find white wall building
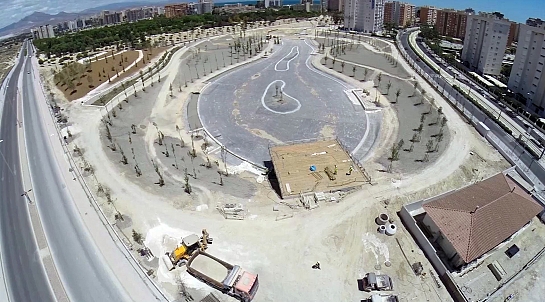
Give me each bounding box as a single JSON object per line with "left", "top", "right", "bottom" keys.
{"left": 509, "top": 24, "right": 545, "bottom": 114}
{"left": 265, "top": 0, "right": 283, "bottom": 8}
{"left": 31, "top": 24, "right": 55, "bottom": 39}
{"left": 462, "top": 13, "right": 510, "bottom": 75}
{"left": 344, "top": 0, "right": 384, "bottom": 33}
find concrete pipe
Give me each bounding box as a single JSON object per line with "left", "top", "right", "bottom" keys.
{"left": 378, "top": 225, "right": 386, "bottom": 234}
{"left": 375, "top": 213, "right": 389, "bottom": 225}
{"left": 386, "top": 223, "right": 397, "bottom": 236}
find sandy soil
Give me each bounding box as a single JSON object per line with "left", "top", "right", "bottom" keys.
{"left": 44, "top": 22, "right": 512, "bottom": 302}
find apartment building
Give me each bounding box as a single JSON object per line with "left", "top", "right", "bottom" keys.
{"left": 419, "top": 6, "right": 438, "bottom": 26}
{"left": 508, "top": 24, "right": 545, "bottom": 114}
{"left": 165, "top": 3, "right": 191, "bottom": 18}
{"left": 507, "top": 21, "right": 520, "bottom": 46}
{"left": 435, "top": 9, "right": 468, "bottom": 39}
{"left": 264, "top": 0, "right": 283, "bottom": 8}
{"left": 101, "top": 10, "right": 122, "bottom": 25}
{"left": 344, "top": 0, "right": 385, "bottom": 33}
{"left": 527, "top": 18, "right": 545, "bottom": 29}
{"left": 399, "top": 3, "right": 415, "bottom": 27}
{"left": 462, "top": 13, "right": 511, "bottom": 75}
{"left": 384, "top": 2, "right": 414, "bottom": 27}
{"left": 31, "top": 24, "right": 55, "bottom": 39}
{"left": 328, "top": 0, "right": 343, "bottom": 11}
{"left": 384, "top": 1, "right": 400, "bottom": 26}
{"left": 197, "top": 0, "right": 214, "bottom": 14}
{"left": 124, "top": 7, "right": 156, "bottom": 22}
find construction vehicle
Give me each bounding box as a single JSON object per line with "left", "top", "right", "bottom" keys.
{"left": 359, "top": 272, "right": 394, "bottom": 292}
{"left": 361, "top": 294, "right": 399, "bottom": 302}
{"left": 187, "top": 250, "right": 259, "bottom": 302}
{"left": 162, "top": 229, "right": 212, "bottom": 271}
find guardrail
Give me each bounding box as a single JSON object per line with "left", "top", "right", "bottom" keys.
{"left": 396, "top": 31, "right": 545, "bottom": 198}
{"left": 406, "top": 31, "right": 544, "bottom": 157}
{"left": 32, "top": 55, "right": 169, "bottom": 301}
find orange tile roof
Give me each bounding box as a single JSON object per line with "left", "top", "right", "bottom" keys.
{"left": 423, "top": 173, "right": 543, "bottom": 263}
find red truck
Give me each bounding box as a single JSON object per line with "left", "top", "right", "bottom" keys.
{"left": 186, "top": 250, "right": 259, "bottom": 302}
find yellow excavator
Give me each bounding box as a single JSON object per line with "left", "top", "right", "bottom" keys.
{"left": 163, "top": 229, "right": 212, "bottom": 271}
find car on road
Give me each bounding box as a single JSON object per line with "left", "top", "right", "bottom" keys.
{"left": 27, "top": 71, "right": 30, "bottom": 74}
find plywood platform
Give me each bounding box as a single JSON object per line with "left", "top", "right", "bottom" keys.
{"left": 270, "top": 139, "right": 366, "bottom": 199}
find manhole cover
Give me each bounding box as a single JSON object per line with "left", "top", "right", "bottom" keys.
{"left": 374, "top": 264, "right": 381, "bottom": 270}
{"left": 384, "top": 261, "right": 392, "bottom": 267}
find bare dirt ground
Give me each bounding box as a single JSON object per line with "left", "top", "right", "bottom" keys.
{"left": 0, "top": 45, "right": 18, "bottom": 81}
{"left": 43, "top": 21, "right": 512, "bottom": 302}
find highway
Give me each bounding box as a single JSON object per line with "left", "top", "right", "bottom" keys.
{"left": 397, "top": 29, "right": 545, "bottom": 197}
{"left": 406, "top": 30, "right": 545, "bottom": 156}
{"left": 22, "top": 42, "right": 133, "bottom": 301}
{"left": 0, "top": 42, "right": 56, "bottom": 302}
{"left": 1, "top": 40, "right": 164, "bottom": 302}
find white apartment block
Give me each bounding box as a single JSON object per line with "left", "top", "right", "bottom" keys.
{"left": 509, "top": 24, "right": 545, "bottom": 114}
{"left": 462, "top": 14, "right": 510, "bottom": 75}
{"left": 344, "top": 0, "right": 385, "bottom": 33}
{"left": 31, "top": 24, "right": 55, "bottom": 39}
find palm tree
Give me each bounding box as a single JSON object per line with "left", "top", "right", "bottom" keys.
{"left": 395, "top": 89, "right": 401, "bottom": 103}
{"left": 420, "top": 90, "right": 427, "bottom": 105}
{"left": 341, "top": 61, "right": 345, "bottom": 73}
{"left": 386, "top": 81, "right": 392, "bottom": 94}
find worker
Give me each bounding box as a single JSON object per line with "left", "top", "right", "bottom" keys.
{"left": 312, "top": 262, "right": 321, "bottom": 270}
{"left": 334, "top": 165, "right": 338, "bottom": 175}
{"left": 347, "top": 166, "right": 353, "bottom": 175}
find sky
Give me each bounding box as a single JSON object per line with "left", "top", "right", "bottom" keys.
{"left": 0, "top": 0, "right": 543, "bottom": 30}
{"left": 408, "top": 0, "right": 543, "bottom": 23}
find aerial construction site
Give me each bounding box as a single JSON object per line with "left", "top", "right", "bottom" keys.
{"left": 36, "top": 15, "right": 544, "bottom": 302}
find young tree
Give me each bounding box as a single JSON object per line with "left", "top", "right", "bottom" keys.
{"left": 412, "top": 82, "right": 418, "bottom": 96}
{"left": 386, "top": 81, "right": 392, "bottom": 95}
{"left": 364, "top": 68, "right": 369, "bottom": 81}
{"left": 352, "top": 65, "right": 356, "bottom": 77}
{"left": 376, "top": 73, "right": 382, "bottom": 88}
{"left": 395, "top": 89, "right": 401, "bottom": 103}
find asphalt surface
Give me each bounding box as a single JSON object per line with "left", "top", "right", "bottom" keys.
{"left": 199, "top": 39, "right": 379, "bottom": 165}
{"left": 21, "top": 42, "right": 132, "bottom": 302}
{"left": 399, "top": 30, "right": 545, "bottom": 197}
{"left": 0, "top": 43, "right": 56, "bottom": 302}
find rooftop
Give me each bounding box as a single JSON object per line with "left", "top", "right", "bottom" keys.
{"left": 423, "top": 173, "right": 543, "bottom": 263}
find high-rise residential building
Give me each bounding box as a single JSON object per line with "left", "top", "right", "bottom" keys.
{"left": 31, "top": 24, "right": 55, "bottom": 39}
{"left": 507, "top": 22, "right": 520, "bottom": 46}
{"left": 384, "top": 1, "right": 415, "bottom": 27}
{"left": 344, "top": 0, "right": 385, "bottom": 33}
{"left": 197, "top": 0, "right": 214, "bottom": 14}
{"left": 399, "top": 3, "right": 415, "bottom": 27}
{"left": 435, "top": 9, "right": 468, "bottom": 39}
{"left": 526, "top": 18, "right": 545, "bottom": 28}
{"left": 383, "top": 1, "right": 400, "bottom": 26}
{"left": 265, "top": 0, "right": 283, "bottom": 7}
{"left": 462, "top": 13, "right": 511, "bottom": 75}
{"left": 508, "top": 24, "right": 545, "bottom": 114}
{"left": 328, "top": 0, "right": 343, "bottom": 11}
{"left": 124, "top": 7, "right": 155, "bottom": 22}
{"left": 419, "top": 6, "right": 438, "bottom": 26}
{"left": 101, "top": 10, "right": 122, "bottom": 25}
{"left": 165, "top": 3, "right": 190, "bottom": 18}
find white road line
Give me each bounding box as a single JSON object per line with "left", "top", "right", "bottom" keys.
{"left": 274, "top": 46, "right": 299, "bottom": 71}
{"left": 261, "top": 80, "right": 301, "bottom": 114}
{"left": 303, "top": 38, "right": 372, "bottom": 158}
